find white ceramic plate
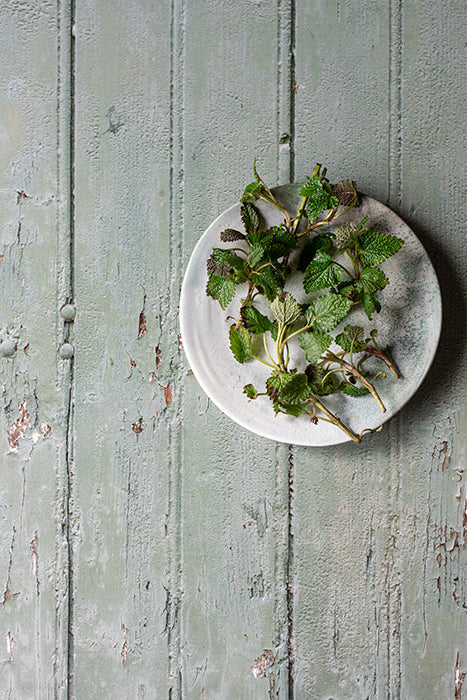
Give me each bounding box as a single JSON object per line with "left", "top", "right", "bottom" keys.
{"left": 180, "top": 185, "right": 441, "bottom": 446}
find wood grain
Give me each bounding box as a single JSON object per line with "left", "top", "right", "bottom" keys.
{"left": 0, "top": 1, "right": 72, "bottom": 696}
{"left": 0, "top": 0, "right": 465, "bottom": 697}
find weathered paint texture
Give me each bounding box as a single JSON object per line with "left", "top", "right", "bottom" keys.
{"left": 0, "top": 0, "right": 465, "bottom": 698}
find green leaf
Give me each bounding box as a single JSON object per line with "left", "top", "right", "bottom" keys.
{"left": 206, "top": 275, "right": 236, "bottom": 310}
{"left": 240, "top": 202, "right": 261, "bottom": 235}
{"left": 270, "top": 293, "right": 302, "bottom": 325}
{"left": 333, "top": 224, "right": 359, "bottom": 251}
{"left": 298, "top": 331, "right": 333, "bottom": 363}
{"left": 241, "top": 306, "right": 274, "bottom": 334}
{"left": 266, "top": 371, "right": 290, "bottom": 400}
{"left": 241, "top": 181, "right": 263, "bottom": 202}
{"left": 282, "top": 403, "right": 308, "bottom": 417}
{"left": 251, "top": 268, "right": 282, "bottom": 301}
{"left": 266, "top": 226, "right": 299, "bottom": 259}
{"left": 335, "top": 325, "right": 366, "bottom": 353}
{"left": 298, "top": 235, "right": 333, "bottom": 272}
{"left": 211, "top": 248, "right": 247, "bottom": 272}
{"left": 358, "top": 229, "right": 403, "bottom": 266}
{"left": 248, "top": 242, "right": 266, "bottom": 268}
{"left": 357, "top": 266, "right": 388, "bottom": 293}
{"left": 243, "top": 383, "right": 258, "bottom": 399}
{"left": 305, "top": 293, "right": 353, "bottom": 333}
{"left": 341, "top": 382, "right": 370, "bottom": 397}
{"left": 304, "top": 251, "right": 343, "bottom": 294}
{"left": 280, "top": 373, "right": 312, "bottom": 404}
{"left": 300, "top": 175, "right": 339, "bottom": 220}
{"left": 362, "top": 292, "right": 381, "bottom": 319}
{"left": 229, "top": 325, "right": 252, "bottom": 363}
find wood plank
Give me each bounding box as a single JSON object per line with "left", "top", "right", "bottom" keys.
{"left": 292, "top": 0, "right": 467, "bottom": 697}
{"left": 397, "top": 1, "right": 467, "bottom": 695}
{"left": 179, "top": 0, "right": 294, "bottom": 695}
{"left": 72, "top": 1, "right": 174, "bottom": 695}
{"left": 0, "top": 1, "right": 72, "bottom": 696}
{"left": 292, "top": 2, "right": 400, "bottom": 695}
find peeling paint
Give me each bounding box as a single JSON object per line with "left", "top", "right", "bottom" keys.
{"left": 1, "top": 526, "right": 19, "bottom": 605}
{"left": 121, "top": 625, "right": 129, "bottom": 664}
{"left": 161, "top": 383, "right": 172, "bottom": 407}
{"left": 138, "top": 311, "right": 147, "bottom": 338}
{"left": 252, "top": 649, "right": 275, "bottom": 678}
{"left": 132, "top": 420, "right": 143, "bottom": 434}
{"left": 156, "top": 344, "right": 162, "bottom": 369}
{"left": 6, "top": 631, "right": 13, "bottom": 663}
{"left": 441, "top": 440, "right": 451, "bottom": 471}
{"left": 30, "top": 531, "right": 39, "bottom": 595}
{"left": 7, "top": 400, "right": 30, "bottom": 450}
{"left": 455, "top": 652, "right": 466, "bottom": 700}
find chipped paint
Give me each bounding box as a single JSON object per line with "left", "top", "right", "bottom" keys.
{"left": 132, "top": 420, "right": 143, "bottom": 434}
{"left": 455, "top": 652, "right": 466, "bottom": 700}
{"left": 251, "top": 649, "right": 275, "bottom": 678}
{"left": 138, "top": 311, "right": 147, "bottom": 338}
{"left": 155, "top": 344, "right": 162, "bottom": 369}
{"left": 7, "top": 401, "right": 30, "bottom": 451}
{"left": 161, "top": 382, "right": 172, "bottom": 407}
{"left": 6, "top": 631, "right": 14, "bottom": 663}
{"left": 30, "top": 531, "right": 39, "bottom": 595}
{"left": 1, "top": 526, "right": 19, "bottom": 605}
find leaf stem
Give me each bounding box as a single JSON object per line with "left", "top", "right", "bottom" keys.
{"left": 324, "top": 350, "right": 386, "bottom": 412}
{"left": 310, "top": 397, "right": 361, "bottom": 444}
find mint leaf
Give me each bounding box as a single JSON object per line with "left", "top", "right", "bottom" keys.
{"left": 251, "top": 268, "right": 282, "bottom": 301}
{"left": 206, "top": 275, "right": 236, "bottom": 309}
{"left": 298, "top": 234, "right": 333, "bottom": 272}
{"left": 341, "top": 382, "right": 370, "bottom": 397}
{"left": 229, "top": 325, "right": 252, "bottom": 363}
{"left": 240, "top": 202, "right": 261, "bottom": 235}
{"left": 362, "top": 292, "right": 381, "bottom": 319}
{"left": 243, "top": 383, "right": 258, "bottom": 399}
{"left": 248, "top": 242, "right": 266, "bottom": 268}
{"left": 303, "top": 250, "right": 343, "bottom": 293}
{"left": 220, "top": 228, "right": 245, "bottom": 242}
{"left": 241, "top": 306, "right": 274, "bottom": 334}
{"left": 280, "top": 373, "right": 312, "bottom": 403}
{"left": 335, "top": 325, "right": 366, "bottom": 352}
{"left": 266, "top": 226, "right": 299, "bottom": 259}
{"left": 357, "top": 266, "right": 388, "bottom": 293}
{"left": 331, "top": 179, "right": 357, "bottom": 208}
{"left": 241, "top": 181, "right": 263, "bottom": 202}
{"left": 300, "top": 175, "right": 339, "bottom": 220}
{"left": 305, "top": 293, "right": 353, "bottom": 333}
{"left": 266, "top": 371, "right": 290, "bottom": 400}
{"left": 333, "top": 224, "right": 359, "bottom": 251}
{"left": 305, "top": 364, "right": 338, "bottom": 396}
{"left": 298, "top": 331, "right": 333, "bottom": 363}
{"left": 282, "top": 403, "right": 308, "bottom": 417}
{"left": 358, "top": 229, "right": 403, "bottom": 266}
{"left": 270, "top": 293, "right": 302, "bottom": 325}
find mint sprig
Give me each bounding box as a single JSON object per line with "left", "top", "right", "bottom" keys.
{"left": 204, "top": 162, "right": 404, "bottom": 444}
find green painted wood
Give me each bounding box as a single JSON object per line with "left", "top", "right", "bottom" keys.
{"left": 72, "top": 1, "right": 175, "bottom": 696}
{"left": 0, "top": 1, "right": 72, "bottom": 697}
{"left": 291, "top": 0, "right": 467, "bottom": 697}
{"left": 0, "top": 1, "right": 465, "bottom": 698}
{"left": 180, "top": 1, "right": 293, "bottom": 696}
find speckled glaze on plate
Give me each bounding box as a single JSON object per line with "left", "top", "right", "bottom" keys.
{"left": 180, "top": 185, "right": 442, "bottom": 446}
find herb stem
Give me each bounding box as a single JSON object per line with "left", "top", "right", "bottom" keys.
{"left": 310, "top": 397, "right": 361, "bottom": 444}
{"left": 324, "top": 350, "right": 386, "bottom": 412}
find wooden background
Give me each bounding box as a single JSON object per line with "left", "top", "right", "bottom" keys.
{"left": 0, "top": 1, "right": 465, "bottom": 698}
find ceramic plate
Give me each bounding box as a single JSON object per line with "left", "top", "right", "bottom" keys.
{"left": 180, "top": 185, "right": 441, "bottom": 446}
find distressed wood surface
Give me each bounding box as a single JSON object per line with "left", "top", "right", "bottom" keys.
{"left": 0, "top": 1, "right": 465, "bottom": 698}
